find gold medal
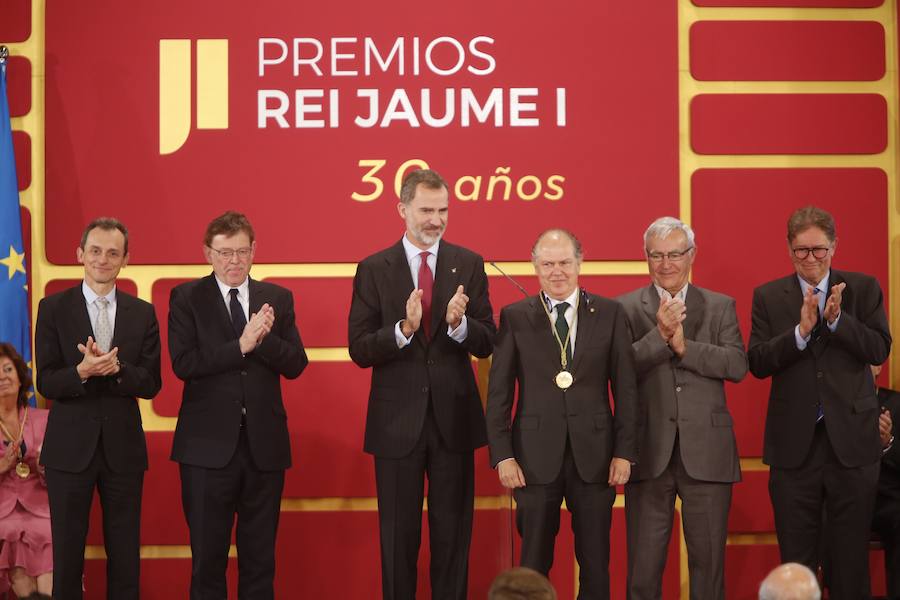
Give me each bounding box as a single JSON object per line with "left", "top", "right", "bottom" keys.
{"left": 15, "top": 461, "right": 30, "bottom": 478}
{"left": 555, "top": 370, "right": 573, "bottom": 390}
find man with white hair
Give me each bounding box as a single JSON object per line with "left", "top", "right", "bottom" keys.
{"left": 758, "top": 563, "right": 821, "bottom": 600}
{"left": 618, "top": 216, "right": 747, "bottom": 600}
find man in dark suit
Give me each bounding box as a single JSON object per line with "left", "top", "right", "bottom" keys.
{"left": 35, "top": 217, "right": 162, "bottom": 600}
{"left": 618, "top": 217, "right": 746, "bottom": 600}
{"left": 168, "top": 211, "right": 307, "bottom": 600}
{"left": 485, "top": 229, "right": 638, "bottom": 600}
{"left": 348, "top": 168, "right": 496, "bottom": 600}
{"left": 748, "top": 206, "right": 891, "bottom": 598}
{"left": 872, "top": 363, "right": 900, "bottom": 600}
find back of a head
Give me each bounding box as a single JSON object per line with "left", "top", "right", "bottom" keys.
{"left": 488, "top": 567, "right": 557, "bottom": 600}
{"left": 758, "top": 563, "right": 821, "bottom": 600}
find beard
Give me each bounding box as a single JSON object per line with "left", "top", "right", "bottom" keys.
{"left": 410, "top": 223, "right": 445, "bottom": 247}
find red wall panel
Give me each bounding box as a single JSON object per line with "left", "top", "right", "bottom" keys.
{"left": 691, "top": 21, "right": 885, "bottom": 81}
{"left": 0, "top": 0, "right": 31, "bottom": 42}
{"left": 5, "top": 56, "right": 30, "bottom": 117}
{"left": 694, "top": 0, "right": 881, "bottom": 5}
{"left": 725, "top": 545, "right": 781, "bottom": 595}
{"left": 691, "top": 94, "right": 887, "bottom": 155}
{"left": 729, "top": 471, "right": 775, "bottom": 533}
{"left": 13, "top": 130, "right": 29, "bottom": 190}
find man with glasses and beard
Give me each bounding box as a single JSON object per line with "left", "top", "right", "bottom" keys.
{"left": 348, "top": 168, "right": 496, "bottom": 600}
{"left": 749, "top": 206, "right": 891, "bottom": 598}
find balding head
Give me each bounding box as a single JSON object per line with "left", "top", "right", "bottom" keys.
{"left": 758, "top": 563, "right": 821, "bottom": 600}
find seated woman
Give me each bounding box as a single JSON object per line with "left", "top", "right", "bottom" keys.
{"left": 0, "top": 342, "right": 52, "bottom": 599}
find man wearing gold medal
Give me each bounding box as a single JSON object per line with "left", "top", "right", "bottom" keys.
{"left": 35, "top": 218, "right": 162, "bottom": 600}
{"left": 617, "top": 217, "right": 747, "bottom": 600}
{"left": 485, "top": 229, "right": 638, "bottom": 599}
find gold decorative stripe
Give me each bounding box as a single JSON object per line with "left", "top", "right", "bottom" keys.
{"left": 740, "top": 458, "right": 767, "bottom": 471}
{"left": 727, "top": 533, "right": 778, "bottom": 546}
{"left": 85, "top": 545, "right": 235, "bottom": 560}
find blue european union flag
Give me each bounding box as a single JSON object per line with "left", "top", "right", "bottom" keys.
{"left": 0, "top": 56, "right": 32, "bottom": 403}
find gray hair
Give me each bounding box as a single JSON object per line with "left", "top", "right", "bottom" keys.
{"left": 531, "top": 228, "right": 583, "bottom": 263}
{"left": 758, "top": 563, "right": 820, "bottom": 600}
{"left": 643, "top": 216, "right": 695, "bottom": 251}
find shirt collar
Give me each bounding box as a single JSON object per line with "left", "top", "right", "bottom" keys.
{"left": 214, "top": 275, "right": 250, "bottom": 299}
{"left": 402, "top": 235, "right": 440, "bottom": 263}
{"left": 542, "top": 287, "right": 580, "bottom": 312}
{"left": 797, "top": 272, "right": 830, "bottom": 295}
{"left": 82, "top": 281, "right": 117, "bottom": 306}
{"left": 653, "top": 282, "right": 689, "bottom": 303}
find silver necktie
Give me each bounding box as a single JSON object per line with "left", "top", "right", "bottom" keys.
{"left": 95, "top": 296, "right": 113, "bottom": 353}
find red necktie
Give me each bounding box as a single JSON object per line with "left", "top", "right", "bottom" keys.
{"left": 418, "top": 251, "right": 433, "bottom": 338}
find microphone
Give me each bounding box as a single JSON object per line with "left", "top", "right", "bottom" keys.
{"left": 489, "top": 262, "right": 529, "bottom": 298}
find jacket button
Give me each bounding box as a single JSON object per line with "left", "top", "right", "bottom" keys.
{"left": 422, "top": 386, "right": 429, "bottom": 393}
{"left": 817, "top": 371, "right": 823, "bottom": 378}
{"left": 669, "top": 417, "right": 676, "bottom": 422}
{"left": 241, "top": 370, "right": 247, "bottom": 376}
{"left": 427, "top": 359, "right": 435, "bottom": 365}
{"left": 675, "top": 386, "right": 682, "bottom": 393}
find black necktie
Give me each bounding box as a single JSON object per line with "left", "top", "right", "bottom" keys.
{"left": 229, "top": 288, "right": 247, "bottom": 337}
{"left": 555, "top": 302, "right": 573, "bottom": 367}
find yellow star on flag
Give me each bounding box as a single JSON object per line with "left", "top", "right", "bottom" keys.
{"left": 0, "top": 245, "right": 26, "bottom": 280}
{"left": 0, "top": 246, "right": 25, "bottom": 279}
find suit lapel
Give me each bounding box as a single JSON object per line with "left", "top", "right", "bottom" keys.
{"left": 782, "top": 274, "right": 804, "bottom": 322}
{"left": 67, "top": 285, "right": 95, "bottom": 344}
{"left": 110, "top": 291, "right": 131, "bottom": 348}
{"left": 248, "top": 278, "right": 266, "bottom": 317}
{"left": 203, "top": 273, "right": 235, "bottom": 337}
{"left": 641, "top": 284, "right": 660, "bottom": 324}
{"left": 528, "top": 294, "right": 567, "bottom": 367}
{"left": 683, "top": 285, "right": 705, "bottom": 341}
{"left": 571, "top": 290, "right": 598, "bottom": 374}
{"left": 384, "top": 241, "right": 420, "bottom": 345}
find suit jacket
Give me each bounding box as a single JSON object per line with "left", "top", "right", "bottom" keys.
{"left": 35, "top": 285, "right": 161, "bottom": 473}
{"left": 348, "top": 239, "right": 496, "bottom": 458}
{"left": 0, "top": 407, "right": 49, "bottom": 519}
{"left": 168, "top": 274, "right": 307, "bottom": 470}
{"left": 618, "top": 284, "right": 747, "bottom": 483}
{"left": 877, "top": 386, "right": 900, "bottom": 506}
{"left": 748, "top": 270, "right": 891, "bottom": 469}
{"left": 485, "top": 291, "right": 638, "bottom": 485}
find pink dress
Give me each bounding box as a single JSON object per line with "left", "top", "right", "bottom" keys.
{"left": 0, "top": 406, "right": 52, "bottom": 592}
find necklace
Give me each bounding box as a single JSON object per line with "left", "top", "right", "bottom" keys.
{"left": 0, "top": 405, "right": 29, "bottom": 478}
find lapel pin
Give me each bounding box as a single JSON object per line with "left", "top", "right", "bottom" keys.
{"left": 589, "top": 307, "right": 596, "bottom": 313}
{"left": 451, "top": 267, "right": 457, "bottom": 273}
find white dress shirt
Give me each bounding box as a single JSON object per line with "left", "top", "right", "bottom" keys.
{"left": 394, "top": 235, "right": 468, "bottom": 348}
{"left": 82, "top": 281, "right": 118, "bottom": 336}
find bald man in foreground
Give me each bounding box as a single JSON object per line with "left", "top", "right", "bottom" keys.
{"left": 758, "top": 563, "right": 821, "bottom": 600}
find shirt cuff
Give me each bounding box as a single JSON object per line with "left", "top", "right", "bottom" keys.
{"left": 827, "top": 313, "right": 840, "bottom": 332}
{"left": 495, "top": 457, "right": 516, "bottom": 469}
{"left": 394, "top": 320, "right": 413, "bottom": 349}
{"left": 447, "top": 315, "right": 468, "bottom": 343}
{"left": 794, "top": 325, "right": 811, "bottom": 351}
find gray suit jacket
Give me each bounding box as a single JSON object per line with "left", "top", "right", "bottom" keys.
{"left": 618, "top": 284, "right": 747, "bottom": 483}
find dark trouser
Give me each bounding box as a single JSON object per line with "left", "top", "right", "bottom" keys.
{"left": 45, "top": 447, "right": 144, "bottom": 600}
{"left": 514, "top": 440, "right": 615, "bottom": 600}
{"left": 374, "top": 409, "right": 475, "bottom": 600}
{"left": 180, "top": 428, "right": 285, "bottom": 600}
{"left": 770, "top": 422, "right": 879, "bottom": 600}
{"left": 625, "top": 438, "right": 732, "bottom": 600}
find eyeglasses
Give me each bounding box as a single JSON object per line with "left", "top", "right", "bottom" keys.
{"left": 647, "top": 247, "right": 693, "bottom": 263}
{"left": 791, "top": 246, "right": 830, "bottom": 260}
{"left": 208, "top": 246, "right": 252, "bottom": 260}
